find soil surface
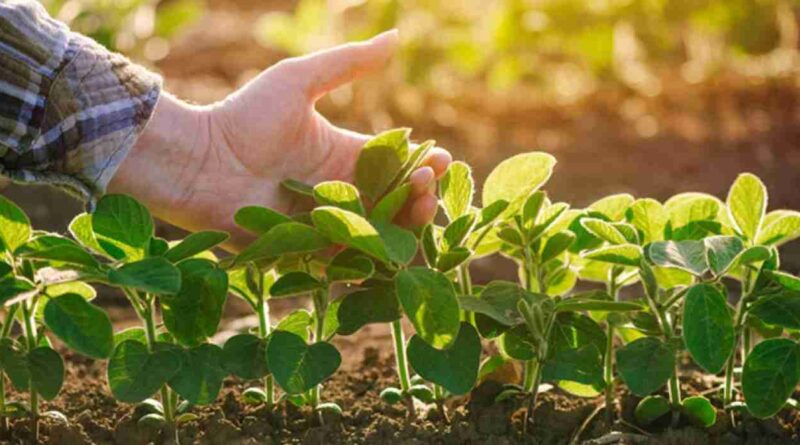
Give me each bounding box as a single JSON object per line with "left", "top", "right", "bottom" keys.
{"left": 2, "top": 346, "right": 798, "bottom": 445}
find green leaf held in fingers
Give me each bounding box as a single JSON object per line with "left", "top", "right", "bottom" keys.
{"left": 311, "top": 207, "right": 387, "bottom": 262}
{"left": 439, "top": 161, "right": 474, "bottom": 222}
{"left": 313, "top": 181, "right": 365, "bottom": 215}
{"left": 355, "top": 128, "right": 410, "bottom": 202}
{"left": 92, "top": 194, "right": 154, "bottom": 260}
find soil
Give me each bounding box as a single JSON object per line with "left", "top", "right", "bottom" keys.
{"left": 2, "top": 345, "right": 798, "bottom": 445}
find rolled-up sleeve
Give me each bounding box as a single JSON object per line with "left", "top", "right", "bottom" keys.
{"left": 0, "top": 0, "right": 161, "bottom": 206}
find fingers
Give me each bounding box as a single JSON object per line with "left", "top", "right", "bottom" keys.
{"left": 420, "top": 147, "right": 452, "bottom": 179}
{"left": 409, "top": 166, "right": 435, "bottom": 196}
{"left": 292, "top": 30, "right": 399, "bottom": 100}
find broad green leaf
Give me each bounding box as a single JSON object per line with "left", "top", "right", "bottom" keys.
{"left": 276, "top": 309, "right": 313, "bottom": 341}
{"left": 540, "top": 231, "right": 576, "bottom": 263}
{"left": 482, "top": 152, "right": 556, "bottom": 207}
{"left": 27, "top": 347, "right": 64, "bottom": 400}
{"left": 635, "top": 395, "right": 670, "bottom": 426}
{"left": 168, "top": 344, "right": 227, "bottom": 405}
{"left": 580, "top": 218, "right": 628, "bottom": 245}
{"left": 436, "top": 246, "right": 472, "bottom": 273}
{"left": 616, "top": 337, "right": 674, "bottom": 396}
{"left": 757, "top": 211, "right": 800, "bottom": 246}
{"left": 149, "top": 237, "right": 169, "bottom": 256}
{"left": 164, "top": 231, "right": 229, "bottom": 263}
{"left": 653, "top": 266, "right": 694, "bottom": 290}
{"left": 499, "top": 324, "right": 537, "bottom": 360}
{"left": 161, "top": 259, "right": 228, "bottom": 346}
{"left": 749, "top": 291, "right": 800, "bottom": 329}
{"left": 476, "top": 200, "right": 509, "bottom": 230}
{"left": 583, "top": 244, "right": 642, "bottom": 267}
{"left": 108, "top": 257, "right": 181, "bottom": 294}
{"left": 704, "top": 236, "right": 744, "bottom": 276}
{"left": 222, "top": 334, "right": 269, "bottom": 380}
{"left": 550, "top": 312, "right": 607, "bottom": 355}
{"left": 0, "top": 194, "right": 31, "bottom": 252}
{"left": 726, "top": 173, "right": 767, "bottom": 242}
{"left": 374, "top": 222, "right": 417, "bottom": 265}
{"left": 311, "top": 207, "right": 387, "bottom": 261}
{"left": 681, "top": 396, "right": 717, "bottom": 428}
{"left": 611, "top": 222, "right": 640, "bottom": 244}
{"left": 626, "top": 198, "right": 667, "bottom": 243}
{"left": 92, "top": 194, "right": 153, "bottom": 260}
{"left": 396, "top": 267, "right": 461, "bottom": 349}
{"left": 355, "top": 128, "right": 410, "bottom": 202}
{"left": 106, "top": 340, "right": 181, "bottom": 403}
{"left": 269, "top": 272, "right": 323, "bottom": 298}
{"left": 370, "top": 183, "right": 411, "bottom": 223}
{"left": 234, "top": 206, "right": 291, "bottom": 235}
{"left": 458, "top": 281, "right": 536, "bottom": 326}
{"left": 281, "top": 179, "right": 314, "bottom": 197}
{"left": 235, "top": 222, "right": 329, "bottom": 264}
{"left": 442, "top": 213, "right": 476, "bottom": 251}
{"left": 665, "top": 193, "right": 722, "bottom": 229}
{"left": 555, "top": 299, "right": 641, "bottom": 313}
{"left": 421, "top": 224, "right": 438, "bottom": 267}
{"left": 765, "top": 270, "right": 800, "bottom": 291}
{"left": 682, "top": 284, "right": 734, "bottom": 373}
{"left": 568, "top": 212, "right": 607, "bottom": 253}
{"left": 313, "top": 181, "right": 365, "bottom": 215}
{"left": 16, "top": 235, "right": 100, "bottom": 270}
{"left": 44, "top": 294, "right": 114, "bottom": 359}
{"left": 113, "top": 327, "right": 147, "bottom": 347}
{"left": 741, "top": 338, "right": 800, "bottom": 418}
{"left": 542, "top": 344, "right": 604, "bottom": 387}
{"left": 68, "top": 213, "right": 103, "bottom": 254}
{"left": 522, "top": 191, "right": 546, "bottom": 226}
{"left": 326, "top": 250, "right": 374, "bottom": 282}
{"left": 648, "top": 240, "right": 708, "bottom": 276}
{"left": 266, "top": 331, "right": 341, "bottom": 394}
{"left": 440, "top": 161, "right": 474, "bottom": 221}
{"left": 589, "top": 194, "right": 634, "bottom": 222}
{"left": 336, "top": 286, "right": 401, "bottom": 335}
{"left": 395, "top": 139, "right": 434, "bottom": 186}
{"left": 0, "top": 340, "right": 30, "bottom": 391}
{"left": 407, "top": 323, "right": 481, "bottom": 395}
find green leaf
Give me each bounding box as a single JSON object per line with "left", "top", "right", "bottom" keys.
{"left": 374, "top": 222, "right": 417, "bottom": 265}
{"left": 266, "top": 331, "right": 341, "bottom": 394}
{"left": 164, "top": 231, "right": 229, "bottom": 263}
{"left": 16, "top": 235, "right": 100, "bottom": 270}
{"left": 580, "top": 218, "right": 628, "bottom": 245}
{"left": 281, "top": 179, "right": 314, "bottom": 197}
{"left": 704, "top": 236, "right": 744, "bottom": 276}
{"left": 666, "top": 193, "right": 722, "bottom": 229}
{"left": 92, "top": 194, "right": 153, "bottom": 260}
{"left": 161, "top": 259, "right": 228, "bottom": 346}
{"left": 681, "top": 396, "right": 717, "bottom": 428}
{"left": 107, "top": 340, "right": 181, "bottom": 403}
{"left": 269, "top": 272, "right": 323, "bottom": 298}
{"left": 476, "top": 200, "right": 510, "bottom": 230}
{"left": 726, "top": 173, "right": 767, "bottom": 242}
{"left": 635, "top": 395, "right": 671, "bottom": 426}
{"left": 765, "top": 270, "right": 800, "bottom": 291}
{"left": 583, "top": 244, "right": 642, "bottom": 267}
{"left": 235, "top": 222, "right": 330, "bottom": 264}
{"left": 326, "top": 250, "right": 374, "bottom": 282}
{"left": 336, "top": 286, "right": 400, "bottom": 335}
{"left": 616, "top": 337, "right": 675, "bottom": 396}
{"left": 313, "top": 181, "right": 365, "bottom": 215}
{"left": 275, "top": 309, "right": 313, "bottom": 341}
{"left": 311, "top": 207, "right": 387, "bottom": 261}
{"left": 482, "top": 152, "right": 556, "bottom": 207}
{"left": 555, "top": 299, "right": 641, "bottom": 313}
{"left": 626, "top": 198, "right": 667, "bottom": 243}
{"left": 407, "top": 323, "right": 481, "bottom": 395}
{"left": 113, "top": 327, "right": 147, "bottom": 346}
{"left": 439, "top": 161, "right": 474, "bottom": 221}
{"left": 168, "top": 344, "right": 227, "bottom": 405}
{"left": 355, "top": 128, "right": 410, "bottom": 202}
{"left": 541, "top": 231, "right": 576, "bottom": 263}
{"left": 0, "top": 194, "right": 31, "bottom": 252}
{"left": 108, "top": 257, "right": 181, "bottom": 294}
{"left": 370, "top": 183, "right": 411, "bottom": 223}
{"left": 442, "top": 213, "right": 476, "bottom": 251}
{"left": 234, "top": 206, "right": 291, "bottom": 235}
{"left": 589, "top": 194, "right": 634, "bottom": 222}
{"left": 43, "top": 294, "right": 113, "bottom": 359}
{"left": 396, "top": 268, "right": 461, "bottom": 349}
{"left": 499, "top": 324, "right": 537, "bottom": 360}
{"left": 436, "top": 246, "right": 472, "bottom": 273}
{"left": 749, "top": 291, "right": 800, "bottom": 329}
{"left": 27, "top": 347, "right": 64, "bottom": 400}
{"left": 742, "top": 338, "right": 800, "bottom": 418}
{"left": 682, "top": 284, "right": 735, "bottom": 373}
{"left": 69, "top": 213, "right": 103, "bottom": 254}
{"left": 648, "top": 240, "right": 708, "bottom": 276}
{"left": 757, "top": 211, "right": 800, "bottom": 246}
{"left": 421, "top": 224, "right": 438, "bottom": 267}
{"left": 222, "top": 334, "right": 269, "bottom": 380}
{"left": 522, "top": 191, "right": 546, "bottom": 226}
{"left": 542, "top": 344, "right": 604, "bottom": 387}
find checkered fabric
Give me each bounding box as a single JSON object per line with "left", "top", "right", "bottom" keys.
{"left": 0, "top": 0, "right": 161, "bottom": 208}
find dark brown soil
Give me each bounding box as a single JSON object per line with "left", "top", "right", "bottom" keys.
{"left": 2, "top": 345, "right": 798, "bottom": 445}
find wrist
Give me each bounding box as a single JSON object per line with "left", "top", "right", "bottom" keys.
{"left": 108, "top": 92, "right": 211, "bottom": 221}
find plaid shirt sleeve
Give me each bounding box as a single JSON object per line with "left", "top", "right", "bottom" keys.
{"left": 0, "top": 0, "right": 161, "bottom": 207}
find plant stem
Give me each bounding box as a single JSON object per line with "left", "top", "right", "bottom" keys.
{"left": 390, "top": 320, "right": 416, "bottom": 418}
{"left": 524, "top": 312, "right": 556, "bottom": 434}
{"left": 310, "top": 286, "right": 328, "bottom": 422}
{"left": 21, "top": 300, "right": 38, "bottom": 443}
{"left": 604, "top": 274, "right": 619, "bottom": 423}
{"left": 433, "top": 385, "right": 449, "bottom": 422}
{"left": 0, "top": 305, "right": 18, "bottom": 435}
{"left": 140, "top": 295, "right": 179, "bottom": 444}
{"left": 723, "top": 272, "right": 753, "bottom": 412}
{"left": 256, "top": 296, "right": 274, "bottom": 407}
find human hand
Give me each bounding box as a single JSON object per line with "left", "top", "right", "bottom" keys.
{"left": 110, "top": 30, "right": 451, "bottom": 250}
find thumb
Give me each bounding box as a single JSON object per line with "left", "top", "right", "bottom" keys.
{"left": 292, "top": 30, "right": 399, "bottom": 100}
